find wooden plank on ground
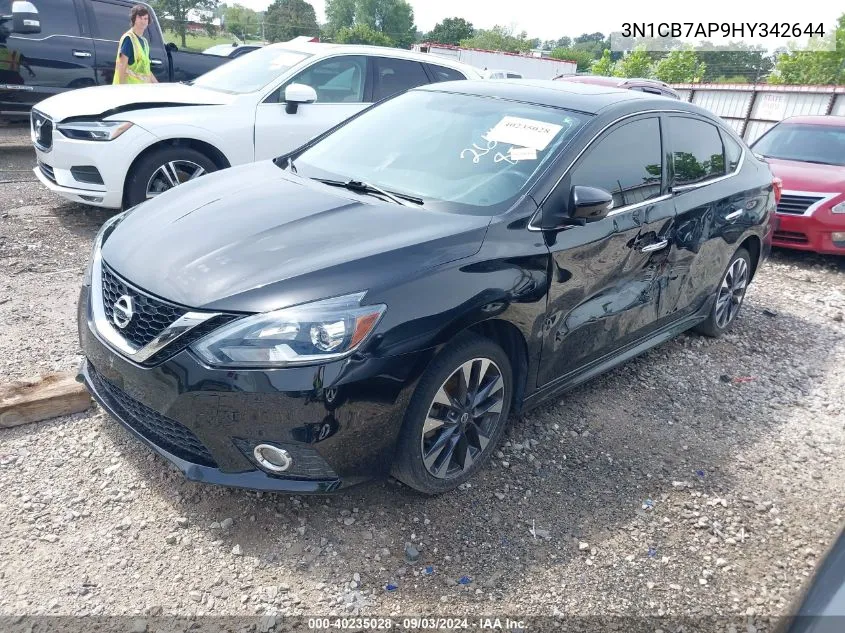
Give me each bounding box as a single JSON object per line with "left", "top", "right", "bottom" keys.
{"left": 0, "top": 372, "right": 92, "bottom": 428}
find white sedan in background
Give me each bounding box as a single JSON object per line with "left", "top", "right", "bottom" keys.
{"left": 30, "top": 41, "right": 482, "bottom": 209}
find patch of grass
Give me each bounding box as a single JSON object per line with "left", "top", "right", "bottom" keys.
{"left": 162, "top": 30, "right": 263, "bottom": 53}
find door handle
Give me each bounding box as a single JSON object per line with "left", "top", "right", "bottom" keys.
{"left": 639, "top": 239, "right": 669, "bottom": 253}
{"left": 725, "top": 209, "right": 743, "bottom": 222}
{"left": 150, "top": 59, "right": 164, "bottom": 66}
{"left": 73, "top": 50, "right": 92, "bottom": 58}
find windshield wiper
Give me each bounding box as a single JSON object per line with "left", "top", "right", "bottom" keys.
{"left": 311, "top": 178, "right": 423, "bottom": 206}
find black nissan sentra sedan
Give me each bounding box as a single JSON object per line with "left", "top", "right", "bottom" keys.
{"left": 77, "top": 80, "right": 777, "bottom": 495}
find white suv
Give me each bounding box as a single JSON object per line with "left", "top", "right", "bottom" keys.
{"left": 30, "top": 41, "right": 482, "bottom": 209}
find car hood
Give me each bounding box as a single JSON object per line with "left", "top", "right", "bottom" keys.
{"left": 765, "top": 157, "right": 845, "bottom": 193}
{"left": 101, "top": 162, "right": 491, "bottom": 313}
{"left": 34, "top": 83, "right": 235, "bottom": 122}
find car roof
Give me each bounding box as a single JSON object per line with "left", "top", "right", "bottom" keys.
{"left": 266, "top": 41, "right": 483, "bottom": 76}
{"left": 777, "top": 115, "right": 845, "bottom": 127}
{"left": 414, "top": 78, "right": 701, "bottom": 116}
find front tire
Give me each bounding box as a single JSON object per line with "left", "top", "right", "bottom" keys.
{"left": 392, "top": 333, "right": 513, "bottom": 495}
{"left": 124, "top": 146, "right": 217, "bottom": 208}
{"left": 694, "top": 247, "right": 751, "bottom": 338}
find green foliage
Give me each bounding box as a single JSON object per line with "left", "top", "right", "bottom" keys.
{"left": 653, "top": 49, "right": 706, "bottom": 83}
{"left": 151, "top": 0, "right": 219, "bottom": 48}
{"left": 591, "top": 49, "right": 614, "bottom": 75}
{"left": 549, "top": 47, "right": 595, "bottom": 72}
{"left": 264, "top": 0, "right": 319, "bottom": 43}
{"left": 695, "top": 42, "right": 773, "bottom": 83}
{"left": 460, "top": 25, "right": 531, "bottom": 53}
{"left": 333, "top": 22, "right": 393, "bottom": 46}
{"left": 613, "top": 47, "right": 653, "bottom": 78}
{"left": 323, "top": 0, "right": 416, "bottom": 48}
{"left": 770, "top": 14, "right": 845, "bottom": 84}
{"left": 223, "top": 4, "right": 259, "bottom": 41}
{"left": 426, "top": 17, "right": 474, "bottom": 45}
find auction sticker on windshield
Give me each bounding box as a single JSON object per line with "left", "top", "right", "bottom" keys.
{"left": 485, "top": 117, "right": 564, "bottom": 151}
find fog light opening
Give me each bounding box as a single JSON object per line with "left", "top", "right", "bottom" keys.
{"left": 831, "top": 231, "right": 845, "bottom": 245}
{"left": 253, "top": 444, "right": 293, "bottom": 473}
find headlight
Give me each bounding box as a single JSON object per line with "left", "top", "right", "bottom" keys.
{"left": 832, "top": 201, "right": 845, "bottom": 214}
{"left": 57, "top": 120, "right": 133, "bottom": 141}
{"left": 191, "top": 292, "right": 387, "bottom": 368}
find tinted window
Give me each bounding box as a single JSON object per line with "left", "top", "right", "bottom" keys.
{"left": 428, "top": 64, "right": 466, "bottom": 82}
{"left": 721, "top": 130, "right": 743, "bottom": 171}
{"left": 751, "top": 123, "right": 845, "bottom": 167}
{"left": 90, "top": 0, "right": 147, "bottom": 41}
{"left": 285, "top": 55, "right": 366, "bottom": 103}
{"left": 1, "top": 0, "right": 81, "bottom": 37}
{"left": 669, "top": 117, "right": 726, "bottom": 185}
{"left": 570, "top": 117, "right": 663, "bottom": 208}
{"left": 373, "top": 57, "right": 429, "bottom": 101}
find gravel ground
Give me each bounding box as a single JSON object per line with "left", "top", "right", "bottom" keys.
{"left": 1, "top": 139, "right": 844, "bottom": 626}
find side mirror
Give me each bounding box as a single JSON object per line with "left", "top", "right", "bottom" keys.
{"left": 166, "top": 42, "right": 178, "bottom": 52}
{"left": 284, "top": 83, "right": 317, "bottom": 114}
{"left": 11, "top": 0, "right": 40, "bottom": 34}
{"left": 570, "top": 185, "right": 614, "bottom": 221}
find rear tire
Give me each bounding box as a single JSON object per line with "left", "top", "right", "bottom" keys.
{"left": 124, "top": 146, "right": 217, "bottom": 208}
{"left": 391, "top": 333, "right": 513, "bottom": 495}
{"left": 694, "top": 247, "right": 751, "bottom": 338}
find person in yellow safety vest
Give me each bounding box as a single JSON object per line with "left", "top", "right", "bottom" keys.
{"left": 113, "top": 4, "right": 158, "bottom": 85}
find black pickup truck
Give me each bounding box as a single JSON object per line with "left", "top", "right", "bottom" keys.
{"left": 1, "top": 0, "right": 230, "bottom": 119}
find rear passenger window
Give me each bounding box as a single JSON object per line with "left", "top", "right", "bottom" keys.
{"left": 721, "top": 130, "right": 743, "bottom": 172}
{"left": 570, "top": 117, "right": 663, "bottom": 209}
{"left": 90, "top": 0, "right": 151, "bottom": 41}
{"left": 427, "top": 64, "right": 467, "bottom": 82}
{"left": 373, "top": 57, "right": 430, "bottom": 101}
{"left": 669, "top": 117, "right": 726, "bottom": 186}
{"left": 1, "top": 0, "right": 82, "bottom": 37}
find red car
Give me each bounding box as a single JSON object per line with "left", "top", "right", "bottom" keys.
{"left": 750, "top": 115, "right": 845, "bottom": 255}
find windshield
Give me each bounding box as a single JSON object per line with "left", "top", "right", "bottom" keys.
{"left": 290, "top": 90, "right": 590, "bottom": 215}
{"left": 752, "top": 123, "right": 845, "bottom": 167}
{"left": 192, "top": 47, "right": 312, "bottom": 94}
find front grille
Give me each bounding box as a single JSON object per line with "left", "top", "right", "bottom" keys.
{"left": 90, "top": 364, "right": 217, "bottom": 467}
{"left": 774, "top": 230, "right": 809, "bottom": 244}
{"left": 777, "top": 194, "right": 823, "bottom": 215}
{"left": 38, "top": 161, "right": 56, "bottom": 184}
{"left": 31, "top": 109, "right": 53, "bottom": 151}
{"left": 101, "top": 263, "right": 186, "bottom": 349}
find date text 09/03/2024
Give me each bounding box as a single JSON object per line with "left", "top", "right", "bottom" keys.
{"left": 621, "top": 22, "right": 826, "bottom": 38}
{"left": 307, "top": 618, "right": 527, "bottom": 630}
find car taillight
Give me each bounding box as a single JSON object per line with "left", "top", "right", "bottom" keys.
{"left": 772, "top": 177, "right": 783, "bottom": 205}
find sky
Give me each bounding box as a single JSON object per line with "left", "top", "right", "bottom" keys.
{"left": 234, "top": 0, "right": 841, "bottom": 46}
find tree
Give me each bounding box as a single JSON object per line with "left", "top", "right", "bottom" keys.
{"left": 591, "top": 49, "right": 614, "bottom": 75}
{"left": 426, "top": 17, "right": 474, "bottom": 45}
{"left": 264, "top": 0, "right": 319, "bottom": 43}
{"left": 223, "top": 4, "right": 259, "bottom": 41}
{"left": 613, "top": 47, "right": 653, "bottom": 78}
{"left": 556, "top": 36, "right": 572, "bottom": 49}
{"left": 323, "top": 0, "right": 416, "bottom": 48}
{"left": 334, "top": 22, "right": 392, "bottom": 46}
{"left": 695, "top": 42, "right": 774, "bottom": 83}
{"left": 653, "top": 49, "right": 706, "bottom": 83}
{"left": 769, "top": 14, "right": 845, "bottom": 84}
{"left": 460, "top": 25, "right": 531, "bottom": 53}
{"left": 151, "top": 0, "right": 219, "bottom": 48}
{"left": 550, "top": 47, "right": 595, "bottom": 72}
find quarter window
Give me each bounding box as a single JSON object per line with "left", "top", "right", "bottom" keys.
{"left": 427, "top": 64, "right": 466, "bottom": 82}
{"left": 721, "top": 130, "right": 743, "bottom": 172}
{"left": 570, "top": 117, "right": 663, "bottom": 209}
{"left": 669, "top": 117, "right": 726, "bottom": 186}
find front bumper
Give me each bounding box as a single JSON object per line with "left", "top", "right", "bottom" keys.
{"left": 773, "top": 211, "right": 845, "bottom": 256}
{"left": 32, "top": 121, "right": 157, "bottom": 210}
{"left": 77, "top": 285, "right": 431, "bottom": 493}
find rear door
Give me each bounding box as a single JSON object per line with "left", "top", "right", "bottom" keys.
{"left": 0, "top": 0, "right": 96, "bottom": 116}
{"left": 84, "top": 0, "right": 167, "bottom": 85}
{"left": 370, "top": 56, "right": 430, "bottom": 102}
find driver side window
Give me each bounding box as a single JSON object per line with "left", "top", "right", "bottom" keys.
{"left": 570, "top": 117, "right": 663, "bottom": 209}
{"left": 276, "top": 55, "right": 367, "bottom": 104}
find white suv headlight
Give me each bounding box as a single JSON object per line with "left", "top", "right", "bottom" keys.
{"left": 191, "top": 292, "right": 387, "bottom": 368}
{"left": 57, "top": 120, "right": 133, "bottom": 141}
{"left": 832, "top": 201, "right": 845, "bottom": 214}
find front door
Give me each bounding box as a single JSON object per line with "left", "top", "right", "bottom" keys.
{"left": 254, "top": 55, "right": 370, "bottom": 161}
{"left": 537, "top": 115, "right": 676, "bottom": 387}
